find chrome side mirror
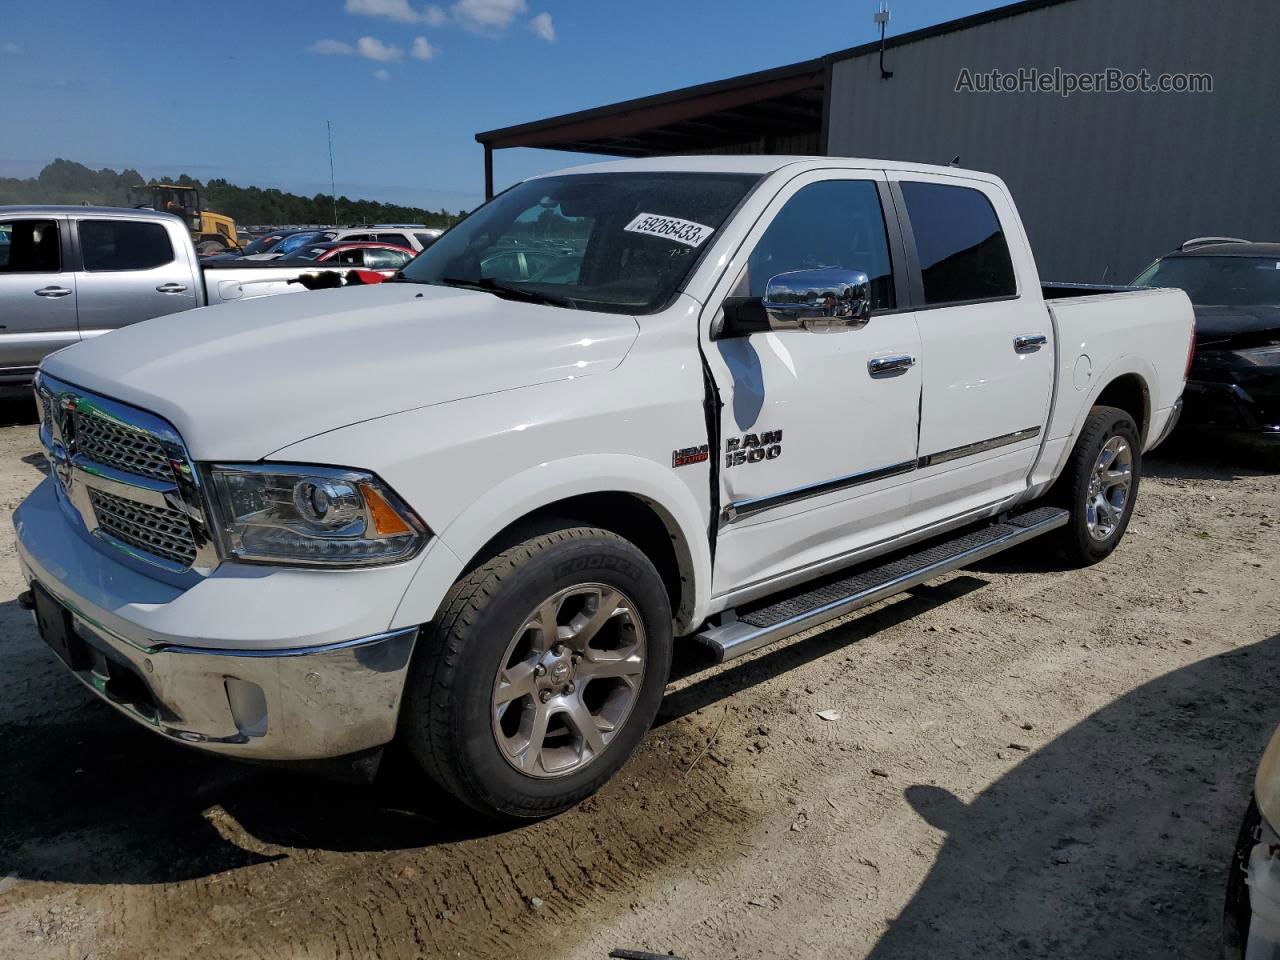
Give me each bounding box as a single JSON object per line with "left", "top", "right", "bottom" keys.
{"left": 762, "top": 269, "right": 872, "bottom": 332}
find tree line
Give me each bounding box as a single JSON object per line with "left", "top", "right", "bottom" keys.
{"left": 0, "top": 159, "right": 466, "bottom": 228}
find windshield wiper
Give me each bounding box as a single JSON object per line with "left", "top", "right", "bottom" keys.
{"left": 438, "top": 276, "right": 579, "bottom": 310}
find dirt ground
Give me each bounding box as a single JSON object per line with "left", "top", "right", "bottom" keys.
{"left": 0, "top": 398, "right": 1276, "bottom": 960}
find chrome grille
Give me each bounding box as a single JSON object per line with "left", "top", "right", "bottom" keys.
{"left": 35, "top": 373, "right": 214, "bottom": 574}
{"left": 73, "top": 407, "right": 175, "bottom": 482}
{"left": 87, "top": 488, "right": 198, "bottom": 567}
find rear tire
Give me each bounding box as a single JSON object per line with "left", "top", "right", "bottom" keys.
{"left": 1049, "top": 405, "right": 1142, "bottom": 566}
{"left": 400, "top": 526, "right": 672, "bottom": 819}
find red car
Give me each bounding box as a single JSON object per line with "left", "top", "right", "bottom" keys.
{"left": 279, "top": 241, "right": 417, "bottom": 275}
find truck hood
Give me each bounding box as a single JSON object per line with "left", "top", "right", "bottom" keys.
{"left": 1193, "top": 304, "right": 1280, "bottom": 347}
{"left": 42, "top": 283, "right": 639, "bottom": 459}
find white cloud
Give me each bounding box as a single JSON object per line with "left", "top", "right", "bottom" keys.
{"left": 423, "top": 4, "right": 448, "bottom": 26}
{"left": 411, "top": 36, "right": 438, "bottom": 60}
{"left": 345, "top": 0, "right": 422, "bottom": 23}
{"left": 451, "top": 0, "right": 527, "bottom": 33}
{"left": 528, "top": 11, "right": 554, "bottom": 42}
{"left": 1, "top": 42, "right": 22, "bottom": 55}
{"left": 373, "top": 67, "right": 391, "bottom": 80}
{"left": 356, "top": 35, "right": 404, "bottom": 61}
{"left": 310, "top": 38, "right": 354, "bottom": 55}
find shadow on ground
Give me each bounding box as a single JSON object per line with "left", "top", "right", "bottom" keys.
{"left": 869, "top": 634, "right": 1280, "bottom": 959}
{"left": 0, "top": 575, "right": 991, "bottom": 887}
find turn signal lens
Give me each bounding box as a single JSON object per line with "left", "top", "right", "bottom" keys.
{"left": 360, "top": 482, "right": 414, "bottom": 536}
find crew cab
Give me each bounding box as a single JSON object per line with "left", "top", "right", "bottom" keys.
{"left": 13, "top": 157, "right": 1194, "bottom": 819}
{"left": 0, "top": 207, "right": 372, "bottom": 391}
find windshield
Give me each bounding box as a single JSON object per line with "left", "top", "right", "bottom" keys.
{"left": 286, "top": 246, "right": 330, "bottom": 262}
{"left": 399, "top": 172, "right": 760, "bottom": 314}
{"left": 276, "top": 232, "right": 323, "bottom": 255}
{"left": 1134, "top": 255, "right": 1280, "bottom": 307}
{"left": 242, "top": 234, "right": 283, "bottom": 255}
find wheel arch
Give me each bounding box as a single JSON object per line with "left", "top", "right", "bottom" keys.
{"left": 1092, "top": 372, "right": 1151, "bottom": 443}
{"left": 390, "top": 455, "right": 713, "bottom": 636}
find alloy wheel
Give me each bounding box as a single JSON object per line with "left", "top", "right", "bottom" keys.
{"left": 491, "top": 583, "right": 646, "bottom": 779}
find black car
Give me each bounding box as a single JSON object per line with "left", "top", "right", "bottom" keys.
{"left": 1134, "top": 239, "right": 1280, "bottom": 447}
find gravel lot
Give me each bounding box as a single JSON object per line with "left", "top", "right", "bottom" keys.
{"left": 0, "top": 401, "right": 1275, "bottom": 960}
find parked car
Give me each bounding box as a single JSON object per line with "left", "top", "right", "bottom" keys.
{"left": 1224, "top": 723, "right": 1280, "bottom": 957}
{"left": 15, "top": 157, "right": 1193, "bottom": 819}
{"left": 314, "top": 227, "right": 436, "bottom": 253}
{"left": 278, "top": 241, "right": 416, "bottom": 273}
{"left": 1134, "top": 238, "right": 1280, "bottom": 447}
{"left": 0, "top": 207, "right": 376, "bottom": 389}
{"left": 238, "top": 229, "right": 331, "bottom": 261}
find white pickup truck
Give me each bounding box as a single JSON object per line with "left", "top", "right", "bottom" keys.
{"left": 0, "top": 206, "right": 380, "bottom": 392}
{"left": 14, "top": 157, "right": 1194, "bottom": 818}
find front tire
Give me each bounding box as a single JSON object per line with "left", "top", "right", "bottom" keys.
{"left": 401, "top": 526, "right": 673, "bottom": 819}
{"left": 1050, "top": 405, "right": 1142, "bottom": 566}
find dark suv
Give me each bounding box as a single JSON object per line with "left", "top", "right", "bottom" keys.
{"left": 1134, "top": 238, "right": 1280, "bottom": 447}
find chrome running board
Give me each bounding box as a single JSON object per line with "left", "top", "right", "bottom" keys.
{"left": 696, "top": 506, "right": 1068, "bottom": 664}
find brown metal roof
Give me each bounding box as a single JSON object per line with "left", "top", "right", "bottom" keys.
{"left": 475, "top": 0, "right": 1080, "bottom": 160}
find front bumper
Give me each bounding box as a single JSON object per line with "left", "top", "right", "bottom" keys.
{"left": 15, "top": 477, "right": 422, "bottom": 760}
{"left": 1182, "top": 378, "right": 1280, "bottom": 444}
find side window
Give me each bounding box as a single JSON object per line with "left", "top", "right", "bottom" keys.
{"left": 899, "top": 182, "right": 1016, "bottom": 304}
{"left": 747, "top": 180, "right": 896, "bottom": 311}
{"left": 335, "top": 249, "right": 366, "bottom": 265}
{"left": 80, "top": 220, "right": 174, "bottom": 272}
{"left": 365, "top": 248, "right": 411, "bottom": 268}
{"left": 374, "top": 233, "right": 411, "bottom": 247}
{"left": 0, "top": 220, "right": 61, "bottom": 273}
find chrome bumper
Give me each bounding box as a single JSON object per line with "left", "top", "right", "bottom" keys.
{"left": 26, "top": 583, "right": 418, "bottom": 760}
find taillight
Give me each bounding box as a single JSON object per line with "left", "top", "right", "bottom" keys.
{"left": 1184, "top": 329, "right": 1197, "bottom": 380}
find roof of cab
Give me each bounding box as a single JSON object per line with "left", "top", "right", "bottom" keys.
{"left": 530, "top": 154, "right": 1004, "bottom": 185}
{"left": 0, "top": 205, "right": 186, "bottom": 221}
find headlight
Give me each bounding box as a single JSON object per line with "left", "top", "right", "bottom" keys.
{"left": 207, "top": 464, "right": 428, "bottom": 566}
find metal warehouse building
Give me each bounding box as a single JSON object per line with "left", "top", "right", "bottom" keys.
{"left": 477, "top": 0, "right": 1280, "bottom": 283}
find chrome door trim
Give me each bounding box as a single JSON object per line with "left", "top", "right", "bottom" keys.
{"left": 721, "top": 425, "right": 1043, "bottom": 527}
{"left": 918, "top": 426, "right": 1042, "bottom": 469}
{"left": 721, "top": 458, "right": 917, "bottom": 526}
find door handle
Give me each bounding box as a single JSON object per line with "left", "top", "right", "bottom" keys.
{"left": 34, "top": 286, "right": 72, "bottom": 299}
{"left": 868, "top": 354, "right": 917, "bottom": 375}
{"left": 156, "top": 283, "right": 189, "bottom": 294}
{"left": 1014, "top": 334, "right": 1048, "bottom": 353}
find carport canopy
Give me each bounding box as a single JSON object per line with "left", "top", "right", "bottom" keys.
{"left": 474, "top": 58, "right": 827, "bottom": 198}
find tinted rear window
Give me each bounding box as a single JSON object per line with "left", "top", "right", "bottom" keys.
{"left": 80, "top": 220, "right": 174, "bottom": 271}
{"left": 900, "top": 182, "right": 1016, "bottom": 305}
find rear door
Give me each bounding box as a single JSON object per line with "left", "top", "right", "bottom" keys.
{"left": 888, "top": 173, "right": 1054, "bottom": 527}
{"left": 0, "top": 216, "right": 78, "bottom": 376}
{"left": 73, "top": 216, "right": 199, "bottom": 338}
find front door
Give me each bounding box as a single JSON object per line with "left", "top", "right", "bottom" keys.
{"left": 703, "top": 171, "right": 923, "bottom": 597}
{"left": 0, "top": 217, "right": 79, "bottom": 376}
{"left": 73, "top": 216, "right": 199, "bottom": 339}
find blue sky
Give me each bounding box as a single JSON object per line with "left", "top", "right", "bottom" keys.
{"left": 1, "top": 0, "right": 1006, "bottom": 211}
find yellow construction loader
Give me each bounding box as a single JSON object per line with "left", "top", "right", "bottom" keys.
{"left": 138, "top": 183, "right": 240, "bottom": 255}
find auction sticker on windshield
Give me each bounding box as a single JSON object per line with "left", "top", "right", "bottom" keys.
{"left": 624, "top": 213, "right": 716, "bottom": 248}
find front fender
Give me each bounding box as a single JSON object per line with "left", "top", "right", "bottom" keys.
{"left": 388, "top": 453, "right": 713, "bottom": 634}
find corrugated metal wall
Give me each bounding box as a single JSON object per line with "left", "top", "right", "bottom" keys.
{"left": 826, "top": 0, "right": 1280, "bottom": 282}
